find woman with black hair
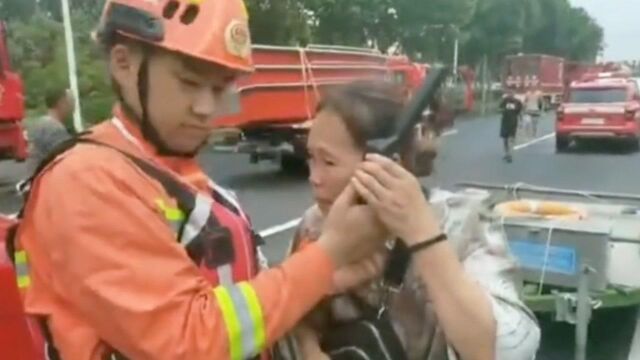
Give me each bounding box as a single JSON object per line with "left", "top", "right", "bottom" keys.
{"left": 287, "top": 81, "right": 540, "bottom": 360}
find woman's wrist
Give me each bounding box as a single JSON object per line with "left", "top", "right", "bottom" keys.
{"left": 403, "top": 224, "right": 443, "bottom": 247}
{"left": 408, "top": 234, "right": 447, "bottom": 255}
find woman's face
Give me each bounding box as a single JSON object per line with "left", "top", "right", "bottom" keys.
{"left": 307, "top": 109, "right": 364, "bottom": 215}
{"left": 307, "top": 108, "right": 443, "bottom": 214}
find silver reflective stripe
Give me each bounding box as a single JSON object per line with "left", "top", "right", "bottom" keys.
{"left": 329, "top": 347, "right": 370, "bottom": 360}
{"left": 15, "top": 261, "right": 29, "bottom": 279}
{"left": 111, "top": 117, "right": 143, "bottom": 151}
{"left": 168, "top": 220, "right": 182, "bottom": 236}
{"left": 227, "top": 284, "right": 258, "bottom": 359}
{"left": 14, "top": 251, "right": 31, "bottom": 289}
{"left": 218, "top": 264, "right": 234, "bottom": 285}
{"left": 361, "top": 322, "right": 393, "bottom": 360}
{"left": 181, "top": 193, "right": 213, "bottom": 246}
{"left": 44, "top": 343, "right": 51, "bottom": 360}
{"left": 208, "top": 180, "right": 249, "bottom": 224}
{"left": 213, "top": 283, "right": 267, "bottom": 360}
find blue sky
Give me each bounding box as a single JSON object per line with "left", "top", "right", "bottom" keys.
{"left": 570, "top": 0, "right": 640, "bottom": 61}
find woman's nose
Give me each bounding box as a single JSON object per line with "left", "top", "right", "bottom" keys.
{"left": 309, "top": 166, "right": 322, "bottom": 187}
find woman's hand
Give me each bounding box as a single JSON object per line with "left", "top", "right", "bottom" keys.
{"left": 352, "top": 153, "right": 442, "bottom": 246}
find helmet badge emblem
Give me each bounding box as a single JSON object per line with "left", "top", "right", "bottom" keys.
{"left": 224, "top": 19, "right": 251, "bottom": 59}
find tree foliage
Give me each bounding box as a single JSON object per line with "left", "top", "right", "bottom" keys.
{"left": 2, "top": 0, "right": 604, "bottom": 124}
{"left": 5, "top": 3, "right": 112, "bottom": 126}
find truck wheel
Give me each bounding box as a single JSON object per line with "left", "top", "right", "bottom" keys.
{"left": 556, "top": 136, "right": 569, "bottom": 153}
{"left": 280, "top": 155, "right": 307, "bottom": 174}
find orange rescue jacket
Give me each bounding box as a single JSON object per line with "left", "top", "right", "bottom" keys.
{"left": 12, "top": 108, "right": 335, "bottom": 360}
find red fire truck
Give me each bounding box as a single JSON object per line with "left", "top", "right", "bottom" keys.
{"left": 0, "top": 21, "right": 28, "bottom": 162}
{"left": 502, "top": 54, "right": 565, "bottom": 109}
{"left": 213, "top": 44, "right": 432, "bottom": 171}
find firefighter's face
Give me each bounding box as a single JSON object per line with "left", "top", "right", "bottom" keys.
{"left": 110, "top": 44, "right": 239, "bottom": 153}
{"left": 307, "top": 109, "right": 364, "bottom": 215}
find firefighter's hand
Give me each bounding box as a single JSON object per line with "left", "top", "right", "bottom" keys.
{"left": 295, "top": 325, "right": 330, "bottom": 360}
{"left": 353, "top": 153, "right": 442, "bottom": 246}
{"left": 332, "top": 251, "right": 386, "bottom": 294}
{"left": 318, "top": 183, "right": 389, "bottom": 267}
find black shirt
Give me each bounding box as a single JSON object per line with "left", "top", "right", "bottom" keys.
{"left": 499, "top": 96, "right": 523, "bottom": 121}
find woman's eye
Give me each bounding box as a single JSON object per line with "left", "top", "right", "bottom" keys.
{"left": 211, "top": 85, "right": 226, "bottom": 94}
{"left": 180, "top": 78, "right": 200, "bottom": 87}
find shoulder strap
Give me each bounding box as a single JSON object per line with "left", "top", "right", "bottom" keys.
{"left": 10, "top": 134, "right": 202, "bottom": 251}
{"left": 35, "top": 135, "right": 198, "bottom": 214}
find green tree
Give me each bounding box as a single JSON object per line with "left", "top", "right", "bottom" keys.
{"left": 523, "top": 0, "right": 603, "bottom": 61}
{"left": 0, "top": 0, "right": 37, "bottom": 21}
{"left": 301, "top": 0, "right": 476, "bottom": 61}
{"left": 393, "top": 0, "right": 477, "bottom": 61}
{"left": 303, "top": 0, "right": 388, "bottom": 46}
{"left": 460, "top": 0, "right": 539, "bottom": 68}
{"left": 459, "top": 0, "right": 603, "bottom": 72}
{"left": 6, "top": 10, "right": 112, "bottom": 126}
{"left": 37, "top": 0, "right": 105, "bottom": 22}
{"left": 246, "top": 0, "right": 312, "bottom": 45}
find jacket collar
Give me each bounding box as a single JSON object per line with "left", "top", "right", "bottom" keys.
{"left": 111, "top": 104, "right": 211, "bottom": 192}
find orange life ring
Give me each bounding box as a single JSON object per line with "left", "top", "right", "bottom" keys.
{"left": 495, "top": 200, "right": 587, "bottom": 220}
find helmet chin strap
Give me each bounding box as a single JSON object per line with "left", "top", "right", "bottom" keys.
{"left": 121, "top": 52, "right": 202, "bottom": 159}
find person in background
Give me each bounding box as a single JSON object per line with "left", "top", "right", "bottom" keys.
{"left": 523, "top": 90, "right": 541, "bottom": 138}
{"left": 499, "top": 90, "right": 523, "bottom": 163}
{"left": 27, "top": 87, "right": 73, "bottom": 172}
{"left": 288, "top": 81, "right": 540, "bottom": 360}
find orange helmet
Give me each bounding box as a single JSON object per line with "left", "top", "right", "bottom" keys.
{"left": 95, "top": 0, "right": 253, "bottom": 72}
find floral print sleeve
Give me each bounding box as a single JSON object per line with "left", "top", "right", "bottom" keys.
{"left": 431, "top": 189, "right": 541, "bottom": 360}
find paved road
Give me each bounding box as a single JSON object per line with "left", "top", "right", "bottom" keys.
{"left": 2, "top": 113, "right": 640, "bottom": 359}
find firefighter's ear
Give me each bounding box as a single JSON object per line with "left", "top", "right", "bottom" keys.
{"left": 109, "top": 43, "right": 143, "bottom": 77}
{"left": 109, "top": 43, "right": 145, "bottom": 113}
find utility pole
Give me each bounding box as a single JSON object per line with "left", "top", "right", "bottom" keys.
{"left": 481, "top": 54, "right": 488, "bottom": 116}
{"left": 452, "top": 27, "right": 459, "bottom": 77}
{"left": 60, "top": 0, "right": 83, "bottom": 132}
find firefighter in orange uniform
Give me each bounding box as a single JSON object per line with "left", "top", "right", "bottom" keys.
{"left": 8, "top": 0, "right": 387, "bottom": 359}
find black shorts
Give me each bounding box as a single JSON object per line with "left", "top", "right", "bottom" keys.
{"left": 500, "top": 117, "right": 518, "bottom": 138}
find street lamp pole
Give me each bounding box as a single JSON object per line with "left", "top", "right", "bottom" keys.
{"left": 453, "top": 35, "right": 459, "bottom": 75}
{"left": 60, "top": 0, "right": 83, "bottom": 132}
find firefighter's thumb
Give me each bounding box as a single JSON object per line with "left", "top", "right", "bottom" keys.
{"left": 332, "top": 183, "right": 359, "bottom": 210}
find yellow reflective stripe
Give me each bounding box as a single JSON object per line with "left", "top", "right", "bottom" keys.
{"left": 213, "top": 283, "right": 267, "bottom": 359}
{"left": 155, "top": 199, "right": 185, "bottom": 222}
{"left": 15, "top": 250, "right": 28, "bottom": 264}
{"left": 213, "top": 286, "right": 243, "bottom": 360}
{"left": 14, "top": 251, "right": 31, "bottom": 289}
{"left": 240, "top": 1, "right": 249, "bottom": 19}
{"left": 238, "top": 283, "right": 266, "bottom": 352}
{"left": 17, "top": 275, "right": 31, "bottom": 289}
